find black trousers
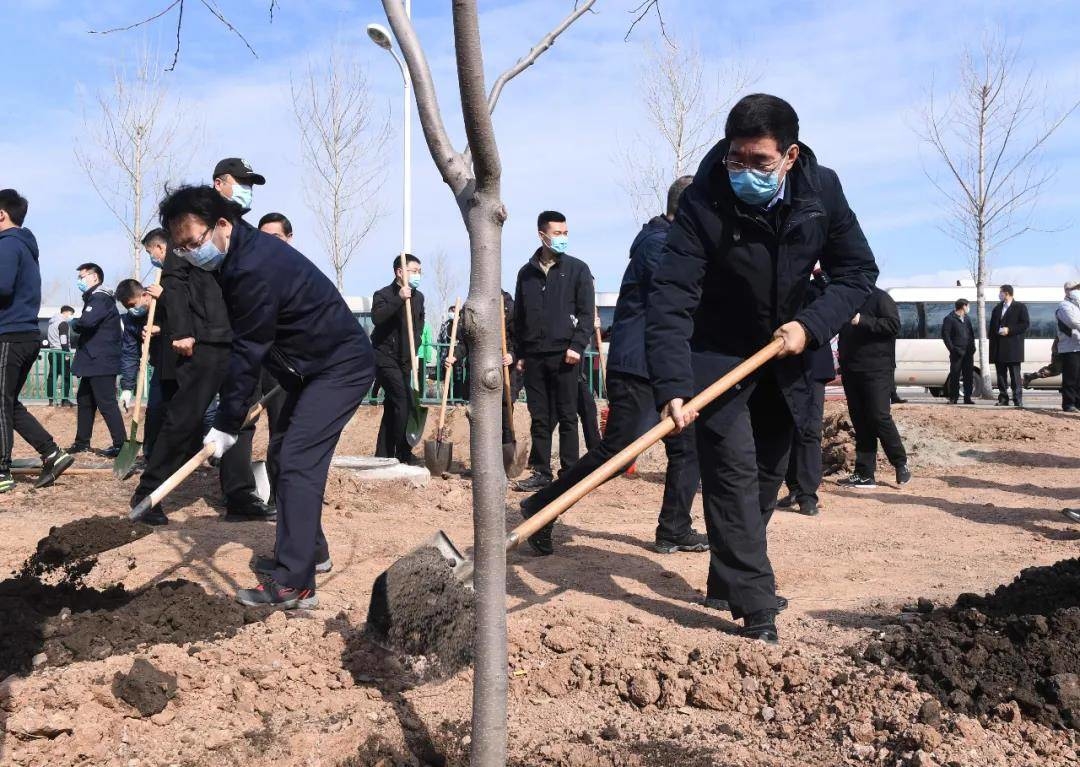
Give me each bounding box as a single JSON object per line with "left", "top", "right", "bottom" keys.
{"left": 144, "top": 368, "right": 165, "bottom": 460}
{"left": 842, "top": 370, "right": 906, "bottom": 477}
{"left": 75, "top": 375, "right": 127, "bottom": 448}
{"left": 578, "top": 372, "right": 601, "bottom": 451}
{"left": 46, "top": 353, "right": 71, "bottom": 403}
{"left": 268, "top": 357, "right": 371, "bottom": 591}
{"left": 995, "top": 362, "right": 1022, "bottom": 404}
{"left": 947, "top": 352, "right": 974, "bottom": 401}
{"left": 524, "top": 353, "right": 579, "bottom": 479}
{"left": 522, "top": 372, "right": 699, "bottom": 541}
{"left": 1061, "top": 352, "right": 1080, "bottom": 409}
{"left": 0, "top": 339, "right": 58, "bottom": 468}
{"left": 784, "top": 380, "right": 825, "bottom": 503}
{"left": 696, "top": 369, "right": 789, "bottom": 619}
{"left": 134, "top": 343, "right": 256, "bottom": 506}
{"left": 374, "top": 355, "right": 412, "bottom": 462}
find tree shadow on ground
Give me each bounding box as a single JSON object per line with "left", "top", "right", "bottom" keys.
{"left": 957, "top": 448, "right": 1080, "bottom": 469}
{"left": 859, "top": 491, "right": 1080, "bottom": 541}
{"left": 938, "top": 474, "right": 1080, "bottom": 502}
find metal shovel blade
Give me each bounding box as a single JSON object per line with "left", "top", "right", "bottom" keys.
{"left": 405, "top": 388, "right": 429, "bottom": 448}
{"left": 113, "top": 423, "right": 142, "bottom": 480}
{"left": 423, "top": 439, "right": 453, "bottom": 475}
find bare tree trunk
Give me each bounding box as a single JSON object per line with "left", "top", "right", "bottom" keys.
{"left": 133, "top": 127, "right": 143, "bottom": 278}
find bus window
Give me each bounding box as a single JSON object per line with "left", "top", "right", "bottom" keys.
{"left": 598, "top": 306, "right": 615, "bottom": 338}
{"left": 923, "top": 302, "right": 954, "bottom": 340}
{"left": 897, "top": 302, "right": 920, "bottom": 339}
{"left": 1026, "top": 302, "right": 1058, "bottom": 340}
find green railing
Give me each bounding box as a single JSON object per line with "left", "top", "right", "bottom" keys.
{"left": 20, "top": 344, "right": 603, "bottom": 406}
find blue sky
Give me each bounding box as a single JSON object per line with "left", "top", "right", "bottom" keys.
{"left": 4, "top": 0, "right": 1080, "bottom": 308}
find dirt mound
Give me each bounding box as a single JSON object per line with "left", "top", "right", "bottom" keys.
{"left": 821, "top": 411, "right": 855, "bottom": 475}
{"left": 21, "top": 515, "right": 153, "bottom": 578}
{"left": 870, "top": 559, "right": 1080, "bottom": 730}
{"left": 112, "top": 658, "right": 177, "bottom": 716}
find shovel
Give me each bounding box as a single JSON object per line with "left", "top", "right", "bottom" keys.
{"left": 499, "top": 304, "right": 527, "bottom": 476}
{"left": 114, "top": 269, "right": 162, "bottom": 479}
{"left": 366, "top": 338, "right": 785, "bottom": 655}
{"left": 129, "top": 386, "right": 284, "bottom": 521}
{"left": 423, "top": 298, "right": 461, "bottom": 474}
{"left": 400, "top": 253, "right": 429, "bottom": 448}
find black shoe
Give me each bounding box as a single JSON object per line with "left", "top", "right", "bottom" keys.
{"left": 995, "top": 400, "right": 1009, "bottom": 407}
{"left": 253, "top": 555, "right": 333, "bottom": 576}
{"left": 654, "top": 529, "right": 709, "bottom": 553}
{"left": 0, "top": 471, "right": 14, "bottom": 494}
{"left": 67, "top": 441, "right": 91, "bottom": 454}
{"left": 947, "top": 399, "right": 958, "bottom": 405}
{"left": 963, "top": 398, "right": 975, "bottom": 404}
{"left": 1066, "top": 406, "right": 1078, "bottom": 413}
{"left": 837, "top": 472, "right": 877, "bottom": 489}
{"left": 705, "top": 595, "right": 788, "bottom": 613}
{"left": 519, "top": 504, "right": 553, "bottom": 555}
{"left": 236, "top": 579, "right": 318, "bottom": 609}
{"left": 895, "top": 464, "right": 912, "bottom": 486}
{"left": 130, "top": 493, "right": 168, "bottom": 526}
{"left": 776, "top": 492, "right": 796, "bottom": 509}
{"left": 1022, "top": 374, "right": 1034, "bottom": 390}
{"left": 513, "top": 472, "right": 551, "bottom": 492}
{"left": 1014, "top": 401, "right": 1023, "bottom": 409}
{"left": 35, "top": 449, "right": 74, "bottom": 489}
{"left": 100, "top": 445, "right": 122, "bottom": 459}
{"left": 797, "top": 498, "right": 820, "bottom": 516}
{"left": 739, "top": 610, "right": 779, "bottom": 644}
{"left": 1062, "top": 508, "right": 1080, "bottom": 524}
{"left": 225, "top": 497, "right": 277, "bottom": 522}
{"left": 60, "top": 400, "right": 75, "bottom": 409}
{"left": 891, "top": 396, "right": 908, "bottom": 404}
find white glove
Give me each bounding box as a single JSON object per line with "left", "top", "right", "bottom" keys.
{"left": 119, "top": 390, "right": 133, "bottom": 411}
{"left": 203, "top": 428, "right": 238, "bottom": 459}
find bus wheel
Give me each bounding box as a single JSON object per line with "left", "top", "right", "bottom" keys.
{"left": 928, "top": 386, "right": 945, "bottom": 398}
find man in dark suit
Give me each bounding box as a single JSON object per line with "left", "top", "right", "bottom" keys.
{"left": 989, "top": 284, "right": 1029, "bottom": 407}
{"left": 70, "top": 262, "right": 127, "bottom": 457}
{"left": 370, "top": 254, "right": 424, "bottom": 465}
{"left": 941, "top": 298, "right": 975, "bottom": 404}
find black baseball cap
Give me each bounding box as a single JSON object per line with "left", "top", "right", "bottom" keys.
{"left": 212, "top": 157, "right": 266, "bottom": 185}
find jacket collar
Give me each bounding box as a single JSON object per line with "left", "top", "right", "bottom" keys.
{"left": 225, "top": 217, "right": 256, "bottom": 263}
{"left": 529, "top": 247, "right": 563, "bottom": 273}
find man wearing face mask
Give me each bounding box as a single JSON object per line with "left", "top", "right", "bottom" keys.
{"left": 70, "top": 262, "right": 127, "bottom": 458}
{"left": 1055, "top": 280, "right": 1080, "bottom": 412}
{"left": 371, "top": 254, "right": 425, "bottom": 465}
{"left": 646, "top": 94, "right": 878, "bottom": 643}
{"left": 154, "top": 185, "right": 375, "bottom": 609}
{"left": 138, "top": 229, "right": 179, "bottom": 459}
{"left": 512, "top": 210, "right": 596, "bottom": 492}
{"left": 212, "top": 158, "right": 264, "bottom": 215}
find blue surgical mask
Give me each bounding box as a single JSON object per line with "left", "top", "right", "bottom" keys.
{"left": 1070, "top": 289, "right": 1080, "bottom": 302}
{"left": 728, "top": 159, "right": 787, "bottom": 206}
{"left": 408, "top": 275, "right": 422, "bottom": 290}
{"left": 76, "top": 278, "right": 89, "bottom": 293}
{"left": 546, "top": 234, "right": 569, "bottom": 255}
{"left": 149, "top": 256, "right": 164, "bottom": 268}
{"left": 184, "top": 239, "right": 225, "bottom": 271}
{"left": 231, "top": 184, "right": 253, "bottom": 209}
{"left": 128, "top": 304, "right": 148, "bottom": 317}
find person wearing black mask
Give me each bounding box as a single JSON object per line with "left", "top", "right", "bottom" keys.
{"left": 941, "top": 298, "right": 975, "bottom": 405}
{"left": 646, "top": 95, "right": 878, "bottom": 643}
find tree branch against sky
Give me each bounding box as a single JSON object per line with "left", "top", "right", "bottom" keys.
{"left": 917, "top": 33, "right": 1079, "bottom": 393}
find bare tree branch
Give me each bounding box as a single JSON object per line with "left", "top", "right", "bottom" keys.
{"left": 625, "top": 0, "right": 668, "bottom": 44}
{"left": 88, "top": 0, "right": 181, "bottom": 35}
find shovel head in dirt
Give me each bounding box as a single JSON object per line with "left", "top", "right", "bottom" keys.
{"left": 423, "top": 439, "right": 453, "bottom": 474}
{"left": 405, "top": 388, "right": 429, "bottom": 448}
{"left": 113, "top": 422, "right": 142, "bottom": 480}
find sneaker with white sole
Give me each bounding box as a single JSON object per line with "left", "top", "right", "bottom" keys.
{"left": 236, "top": 579, "right": 318, "bottom": 609}
{"left": 837, "top": 472, "right": 877, "bottom": 489}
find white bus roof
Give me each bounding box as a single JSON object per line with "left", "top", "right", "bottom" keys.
{"left": 887, "top": 286, "right": 1065, "bottom": 302}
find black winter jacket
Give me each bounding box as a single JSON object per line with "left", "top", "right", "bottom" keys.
{"left": 512, "top": 250, "right": 595, "bottom": 358}
{"left": 941, "top": 312, "right": 975, "bottom": 358}
{"left": 163, "top": 251, "right": 233, "bottom": 344}
{"left": 72, "top": 285, "right": 121, "bottom": 378}
{"left": 213, "top": 220, "right": 374, "bottom": 433}
{"left": 837, "top": 288, "right": 899, "bottom": 374}
{"left": 607, "top": 216, "right": 669, "bottom": 380}
{"left": 370, "top": 281, "right": 425, "bottom": 367}
{"left": 645, "top": 140, "right": 878, "bottom": 430}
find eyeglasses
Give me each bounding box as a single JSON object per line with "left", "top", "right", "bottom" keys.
{"left": 172, "top": 225, "right": 213, "bottom": 256}
{"left": 723, "top": 154, "right": 787, "bottom": 174}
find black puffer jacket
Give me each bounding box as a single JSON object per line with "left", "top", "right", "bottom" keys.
{"left": 607, "top": 216, "right": 669, "bottom": 380}
{"left": 838, "top": 288, "right": 900, "bottom": 374}
{"left": 512, "top": 250, "right": 594, "bottom": 358}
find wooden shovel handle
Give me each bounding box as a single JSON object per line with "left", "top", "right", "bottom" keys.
{"left": 400, "top": 253, "right": 419, "bottom": 391}
{"left": 129, "top": 386, "right": 283, "bottom": 519}
{"left": 499, "top": 302, "right": 512, "bottom": 409}
{"left": 436, "top": 298, "right": 462, "bottom": 432}
{"left": 130, "top": 269, "right": 162, "bottom": 429}
{"left": 508, "top": 338, "right": 785, "bottom": 546}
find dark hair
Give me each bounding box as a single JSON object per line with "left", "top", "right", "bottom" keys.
{"left": 77, "top": 262, "right": 104, "bottom": 283}
{"left": 258, "top": 212, "right": 293, "bottom": 236}
{"left": 159, "top": 184, "right": 242, "bottom": 231}
{"left": 392, "top": 253, "right": 421, "bottom": 272}
{"left": 999, "top": 284, "right": 1014, "bottom": 297}
{"left": 666, "top": 176, "right": 694, "bottom": 218}
{"left": 955, "top": 298, "right": 969, "bottom": 310}
{"left": 115, "top": 278, "right": 145, "bottom": 306}
{"left": 0, "top": 189, "right": 29, "bottom": 226}
{"left": 725, "top": 94, "right": 800, "bottom": 153}
{"left": 537, "top": 210, "right": 566, "bottom": 231}
{"left": 60, "top": 305, "right": 75, "bottom": 314}
{"left": 141, "top": 227, "right": 169, "bottom": 247}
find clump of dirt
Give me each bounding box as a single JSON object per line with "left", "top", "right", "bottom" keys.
{"left": 365, "top": 546, "right": 475, "bottom": 672}
{"left": 22, "top": 515, "right": 153, "bottom": 578}
{"left": 821, "top": 411, "right": 855, "bottom": 475}
{"left": 870, "top": 558, "right": 1080, "bottom": 730}
{"left": 112, "top": 657, "right": 177, "bottom": 716}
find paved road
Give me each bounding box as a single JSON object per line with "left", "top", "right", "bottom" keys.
{"left": 826, "top": 385, "right": 1066, "bottom": 411}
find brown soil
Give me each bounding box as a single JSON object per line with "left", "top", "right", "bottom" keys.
{"left": 0, "top": 401, "right": 1078, "bottom": 766}
{"left": 111, "top": 658, "right": 177, "bottom": 717}
{"left": 22, "top": 516, "right": 153, "bottom": 577}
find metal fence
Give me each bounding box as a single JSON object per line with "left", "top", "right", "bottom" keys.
{"left": 20, "top": 345, "right": 604, "bottom": 406}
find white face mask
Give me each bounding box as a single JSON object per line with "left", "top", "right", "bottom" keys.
{"left": 1070, "top": 289, "right": 1080, "bottom": 302}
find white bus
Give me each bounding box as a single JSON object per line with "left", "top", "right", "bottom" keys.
{"left": 888, "top": 286, "right": 1062, "bottom": 396}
